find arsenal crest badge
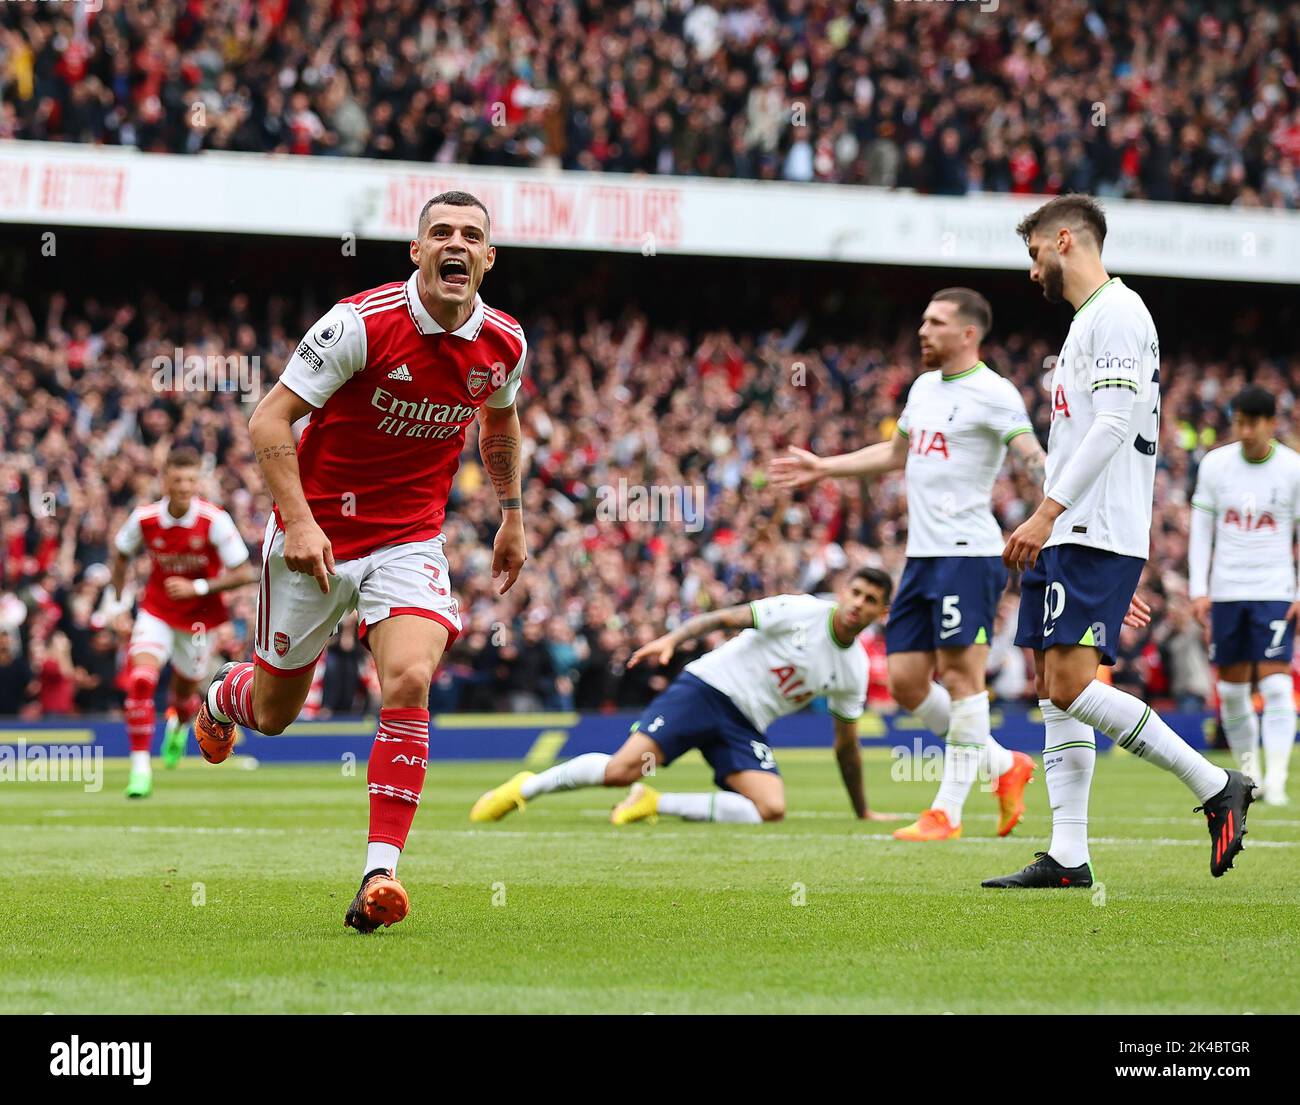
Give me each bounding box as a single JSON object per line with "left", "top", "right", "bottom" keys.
{"left": 273, "top": 632, "right": 291, "bottom": 657}
{"left": 467, "top": 365, "right": 490, "bottom": 397}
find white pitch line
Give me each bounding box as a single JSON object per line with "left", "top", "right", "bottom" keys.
{"left": 3, "top": 824, "right": 1297, "bottom": 850}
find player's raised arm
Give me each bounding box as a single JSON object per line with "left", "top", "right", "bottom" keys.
{"left": 478, "top": 400, "right": 527, "bottom": 595}
{"left": 248, "top": 381, "right": 335, "bottom": 594}
{"left": 769, "top": 432, "right": 908, "bottom": 489}
{"left": 626, "top": 603, "right": 755, "bottom": 669}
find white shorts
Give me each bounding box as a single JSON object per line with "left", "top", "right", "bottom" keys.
{"left": 253, "top": 519, "right": 462, "bottom": 677}
{"left": 128, "top": 608, "right": 217, "bottom": 682}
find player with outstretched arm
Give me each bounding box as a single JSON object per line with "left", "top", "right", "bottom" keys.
{"left": 771, "top": 289, "right": 1044, "bottom": 841}
{"left": 470, "top": 567, "right": 897, "bottom": 826}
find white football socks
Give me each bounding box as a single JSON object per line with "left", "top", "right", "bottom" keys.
{"left": 1259, "top": 673, "right": 1295, "bottom": 794}
{"left": 1067, "top": 680, "right": 1228, "bottom": 802}
{"left": 520, "top": 753, "right": 612, "bottom": 798}
{"left": 912, "top": 682, "right": 1012, "bottom": 802}
{"left": 129, "top": 750, "right": 151, "bottom": 774}
{"left": 1040, "top": 698, "right": 1095, "bottom": 868}
{"left": 364, "top": 841, "right": 400, "bottom": 877}
{"left": 658, "top": 792, "right": 763, "bottom": 823}
{"left": 931, "top": 692, "right": 991, "bottom": 825}
{"left": 1216, "top": 680, "right": 1259, "bottom": 773}
{"left": 912, "top": 682, "right": 952, "bottom": 736}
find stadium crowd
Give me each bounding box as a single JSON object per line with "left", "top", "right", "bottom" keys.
{"left": 1, "top": 283, "right": 1295, "bottom": 718}
{"left": 2, "top": 0, "right": 1298, "bottom": 208}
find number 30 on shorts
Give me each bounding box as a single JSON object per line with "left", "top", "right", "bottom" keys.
{"left": 1042, "top": 581, "right": 1066, "bottom": 638}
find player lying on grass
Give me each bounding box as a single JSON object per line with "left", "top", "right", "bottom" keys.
{"left": 471, "top": 567, "right": 896, "bottom": 826}
{"left": 193, "top": 190, "right": 529, "bottom": 933}
{"left": 1189, "top": 385, "right": 1299, "bottom": 806}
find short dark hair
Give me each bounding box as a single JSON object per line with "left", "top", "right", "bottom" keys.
{"left": 1233, "top": 386, "right": 1277, "bottom": 419}
{"left": 417, "top": 190, "right": 491, "bottom": 238}
{"left": 930, "top": 287, "right": 992, "bottom": 340}
{"left": 852, "top": 565, "right": 893, "bottom": 603}
{"left": 166, "top": 447, "right": 201, "bottom": 470}
{"left": 1016, "top": 194, "right": 1107, "bottom": 251}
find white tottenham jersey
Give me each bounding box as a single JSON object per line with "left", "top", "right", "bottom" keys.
{"left": 1191, "top": 441, "right": 1300, "bottom": 602}
{"left": 1044, "top": 278, "right": 1160, "bottom": 558}
{"left": 895, "top": 362, "right": 1034, "bottom": 557}
{"left": 684, "top": 594, "right": 867, "bottom": 733}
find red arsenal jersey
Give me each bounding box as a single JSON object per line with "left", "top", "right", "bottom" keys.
{"left": 114, "top": 498, "right": 251, "bottom": 629}
{"left": 277, "top": 273, "right": 527, "bottom": 561}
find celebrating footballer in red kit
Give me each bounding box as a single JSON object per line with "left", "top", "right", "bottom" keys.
{"left": 107, "top": 448, "right": 259, "bottom": 799}
{"left": 194, "top": 191, "right": 529, "bottom": 933}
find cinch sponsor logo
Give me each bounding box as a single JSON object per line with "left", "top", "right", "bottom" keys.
{"left": 49, "top": 1036, "right": 151, "bottom": 1085}
{"left": 1094, "top": 354, "right": 1143, "bottom": 372}
{"left": 370, "top": 387, "right": 476, "bottom": 440}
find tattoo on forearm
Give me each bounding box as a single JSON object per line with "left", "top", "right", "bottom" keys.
{"left": 256, "top": 442, "right": 297, "bottom": 464}
{"left": 480, "top": 432, "right": 520, "bottom": 495}
{"left": 1020, "top": 444, "right": 1046, "bottom": 487}
{"left": 678, "top": 611, "right": 728, "bottom": 641}
{"left": 836, "top": 740, "right": 867, "bottom": 817}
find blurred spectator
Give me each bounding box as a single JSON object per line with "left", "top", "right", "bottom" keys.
{"left": 2, "top": 1, "right": 1297, "bottom": 208}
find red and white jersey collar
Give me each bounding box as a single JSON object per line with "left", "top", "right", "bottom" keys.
{"left": 156, "top": 497, "right": 200, "bottom": 529}
{"left": 404, "top": 272, "right": 485, "bottom": 339}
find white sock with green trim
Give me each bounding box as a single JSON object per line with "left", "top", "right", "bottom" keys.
{"left": 658, "top": 792, "right": 763, "bottom": 823}
{"left": 1067, "top": 681, "right": 1228, "bottom": 802}
{"left": 1216, "top": 680, "right": 1259, "bottom": 771}
{"left": 1040, "top": 698, "right": 1094, "bottom": 868}
{"left": 521, "top": 753, "right": 611, "bottom": 797}
{"left": 911, "top": 682, "right": 951, "bottom": 736}
{"left": 1258, "top": 672, "right": 1295, "bottom": 793}
{"left": 931, "top": 692, "right": 990, "bottom": 825}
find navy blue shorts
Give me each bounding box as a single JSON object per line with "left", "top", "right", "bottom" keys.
{"left": 630, "top": 672, "right": 779, "bottom": 790}
{"left": 1014, "top": 545, "right": 1145, "bottom": 666}
{"left": 1210, "top": 601, "right": 1296, "bottom": 667}
{"left": 884, "top": 556, "right": 1007, "bottom": 654}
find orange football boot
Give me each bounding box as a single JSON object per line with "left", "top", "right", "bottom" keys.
{"left": 892, "top": 808, "right": 962, "bottom": 841}
{"left": 195, "top": 661, "right": 238, "bottom": 764}
{"left": 344, "top": 870, "right": 410, "bottom": 934}
{"left": 993, "top": 751, "right": 1035, "bottom": 837}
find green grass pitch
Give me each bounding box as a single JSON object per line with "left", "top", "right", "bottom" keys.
{"left": 2, "top": 747, "right": 1297, "bottom": 1014}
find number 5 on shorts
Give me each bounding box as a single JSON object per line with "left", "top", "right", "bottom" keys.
{"left": 939, "top": 594, "right": 962, "bottom": 640}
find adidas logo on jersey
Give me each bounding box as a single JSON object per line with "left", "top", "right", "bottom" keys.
{"left": 388, "top": 364, "right": 413, "bottom": 382}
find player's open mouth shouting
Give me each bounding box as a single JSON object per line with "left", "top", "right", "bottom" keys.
{"left": 437, "top": 255, "right": 471, "bottom": 292}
